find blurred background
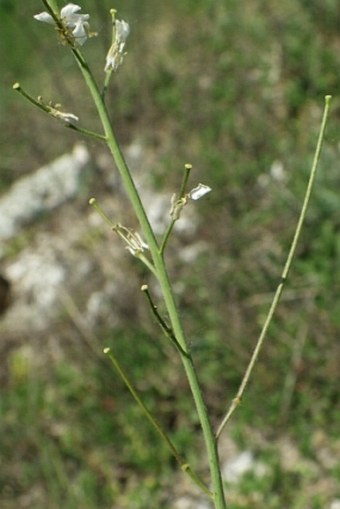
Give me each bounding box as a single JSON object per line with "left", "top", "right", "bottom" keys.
{"left": 0, "top": 1, "right": 339, "bottom": 508}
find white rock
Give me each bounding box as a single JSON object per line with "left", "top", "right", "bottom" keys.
{"left": 222, "top": 450, "right": 267, "bottom": 483}
{"left": 0, "top": 144, "right": 90, "bottom": 244}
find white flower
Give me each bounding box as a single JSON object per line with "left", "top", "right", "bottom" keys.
{"left": 188, "top": 183, "right": 212, "bottom": 200}
{"left": 34, "top": 3, "right": 90, "bottom": 46}
{"left": 105, "top": 19, "right": 130, "bottom": 72}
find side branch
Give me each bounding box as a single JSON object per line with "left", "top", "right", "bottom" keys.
{"left": 216, "top": 95, "right": 332, "bottom": 440}
{"left": 103, "top": 347, "right": 212, "bottom": 497}
{"left": 141, "top": 285, "right": 190, "bottom": 357}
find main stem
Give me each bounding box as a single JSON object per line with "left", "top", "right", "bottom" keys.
{"left": 75, "top": 55, "right": 226, "bottom": 508}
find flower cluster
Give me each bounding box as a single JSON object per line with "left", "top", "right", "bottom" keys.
{"left": 34, "top": 3, "right": 90, "bottom": 46}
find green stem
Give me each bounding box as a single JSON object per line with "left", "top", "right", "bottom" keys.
{"left": 42, "top": 0, "right": 59, "bottom": 14}
{"left": 72, "top": 47, "right": 226, "bottom": 509}
{"left": 66, "top": 123, "right": 106, "bottom": 141}
{"left": 102, "top": 69, "right": 113, "bottom": 100}
{"left": 160, "top": 163, "right": 192, "bottom": 255}
{"left": 41, "top": 0, "right": 62, "bottom": 27}
{"left": 216, "top": 95, "right": 332, "bottom": 440}
{"left": 104, "top": 347, "right": 212, "bottom": 498}
{"left": 160, "top": 219, "right": 176, "bottom": 256}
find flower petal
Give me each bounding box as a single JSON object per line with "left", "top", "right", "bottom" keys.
{"left": 33, "top": 11, "right": 54, "bottom": 24}
{"left": 189, "top": 183, "right": 212, "bottom": 200}
{"left": 60, "top": 3, "right": 82, "bottom": 18}
{"left": 72, "top": 19, "right": 88, "bottom": 45}
{"left": 116, "top": 19, "right": 130, "bottom": 44}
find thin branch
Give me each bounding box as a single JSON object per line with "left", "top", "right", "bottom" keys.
{"left": 216, "top": 95, "right": 332, "bottom": 440}
{"left": 66, "top": 123, "right": 107, "bottom": 141}
{"left": 141, "top": 285, "right": 190, "bottom": 357}
{"left": 103, "top": 347, "right": 212, "bottom": 498}
{"left": 160, "top": 164, "right": 192, "bottom": 255}
{"left": 13, "top": 82, "right": 51, "bottom": 113}
{"left": 89, "top": 198, "right": 157, "bottom": 275}
{"left": 13, "top": 83, "right": 105, "bottom": 140}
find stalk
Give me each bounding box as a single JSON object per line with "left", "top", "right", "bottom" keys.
{"left": 72, "top": 48, "right": 227, "bottom": 509}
